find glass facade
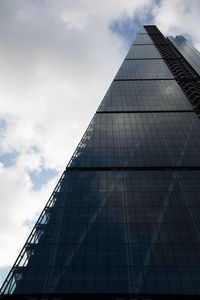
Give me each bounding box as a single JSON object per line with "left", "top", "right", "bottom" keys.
{"left": 168, "top": 35, "right": 200, "bottom": 76}
{"left": 1, "top": 25, "right": 200, "bottom": 298}
{"left": 115, "top": 59, "right": 174, "bottom": 80}
{"left": 98, "top": 80, "right": 192, "bottom": 111}
{"left": 126, "top": 45, "right": 162, "bottom": 59}
{"left": 133, "top": 33, "right": 154, "bottom": 45}
{"left": 69, "top": 112, "right": 200, "bottom": 168}
{"left": 6, "top": 170, "right": 200, "bottom": 295}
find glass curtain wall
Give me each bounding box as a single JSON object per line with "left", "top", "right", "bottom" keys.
{"left": 1, "top": 26, "right": 200, "bottom": 297}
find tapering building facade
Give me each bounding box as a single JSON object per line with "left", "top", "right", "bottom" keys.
{"left": 1, "top": 25, "right": 200, "bottom": 299}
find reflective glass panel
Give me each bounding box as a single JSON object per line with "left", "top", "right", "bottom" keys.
{"left": 69, "top": 112, "right": 200, "bottom": 168}
{"left": 98, "top": 80, "right": 192, "bottom": 111}
{"left": 126, "top": 45, "right": 162, "bottom": 59}
{"left": 168, "top": 36, "right": 200, "bottom": 76}
{"left": 115, "top": 60, "right": 174, "bottom": 80}
{"left": 133, "top": 34, "right": 154, "bottom": 44}
{"left": 138, "top": 27, "right": 147, "bottom": 34}
{"left": 10, "top": 170, "right": 200, "bottom": 295}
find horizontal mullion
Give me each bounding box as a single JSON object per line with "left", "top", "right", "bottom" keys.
{"left": 66, "top": 166, "right": 200, "bottom": 172}
{"left": 96, "top": 110, "right": 194, "bottom": 114}
{"left": 114, "top": 78, "right": 175, "bottom": 81}
{"left": 125, "top": 58, "right": 163, "bottom": 61}
{"left": 132, "top": 43, "right": 155, "bottom": 45}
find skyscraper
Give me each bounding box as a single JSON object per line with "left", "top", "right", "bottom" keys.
{"left": 1, "top": 25, "right": 200, "bottom": 298}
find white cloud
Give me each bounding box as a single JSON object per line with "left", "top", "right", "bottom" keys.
{"left": 153, "top": 0, "right": 200, "bottom": 49}
{"left": 0, "top": 0, "right": 199, "bottom": 286}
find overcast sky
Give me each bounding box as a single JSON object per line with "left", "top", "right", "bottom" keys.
{"left": 0, "top": 0, "right": 200, "bottom": 286}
